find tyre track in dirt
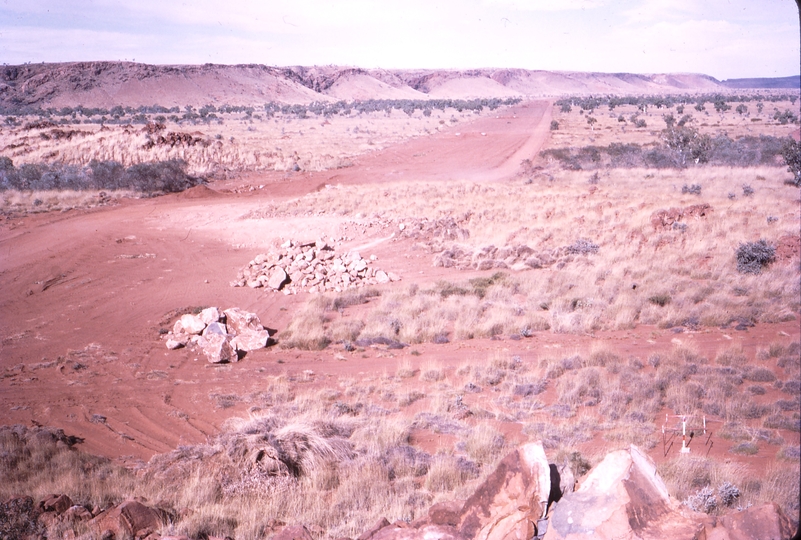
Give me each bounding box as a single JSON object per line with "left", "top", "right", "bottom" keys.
{"left": 0, "top": 98, "right": 561, "bottom": 462}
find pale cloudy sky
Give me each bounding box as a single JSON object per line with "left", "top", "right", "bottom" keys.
{"left": 0, "top": 0, "right": 798, "bottom": 80}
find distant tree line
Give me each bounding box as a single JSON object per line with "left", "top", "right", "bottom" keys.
{"left": 540, "top": 132, "right": 794, "bottom": 171}
{"left": 263, "top": 98, "right": 522, "bottom": 119}
{"left": 556, "top": 93, "right": 799, "bottom": 115}
{"left": 0, "top": 157, "right": 201, "bottom": 193}
{"left": 1, "top": 97, "right": 522, "bottom": 126}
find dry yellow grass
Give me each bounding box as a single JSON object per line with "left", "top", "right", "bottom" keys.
{"left": 549, "top": 98, "right": 800, "bottom": 150}
{"left": 276, "top": 164, "right": 799, "bottom": 339}
{"left": 0, "top": 188, "right": 137, "bottom": 213}
{"left": 0, "top": 106, "right": 493, "bottom": 176}
{"left": 3, "top": 331, "right": 799, "bottom": 539}
{"left": 2, "top": 93, "right": 798, "bottom": 538}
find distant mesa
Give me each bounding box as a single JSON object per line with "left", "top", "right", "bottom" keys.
{"left": 1, "top": 62, "right": 797, "bottom": 110}
{"left": 720, "top": 75, "right": 800, "bottom": 89}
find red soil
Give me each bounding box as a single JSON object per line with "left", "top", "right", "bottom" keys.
{"left": 0, "top": 100, "right": 798, "bottom": 475}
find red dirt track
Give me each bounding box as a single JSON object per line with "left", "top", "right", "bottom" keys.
{"left": 1, "top": 100, "right": 798, "bottom": 470}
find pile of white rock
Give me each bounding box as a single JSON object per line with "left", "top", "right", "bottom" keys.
{"left": 163, "top": 307, "right": 271, "bottom": 363}
{"left": 230, "top": 239, "right": 400, "bottom": 294}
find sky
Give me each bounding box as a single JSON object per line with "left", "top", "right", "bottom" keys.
{"left": 0, "top": 0, "right": 798, "bottom": 80}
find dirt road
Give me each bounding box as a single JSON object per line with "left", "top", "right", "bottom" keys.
{"left": 0, "top": 99, "right": 797, "bottom": 468}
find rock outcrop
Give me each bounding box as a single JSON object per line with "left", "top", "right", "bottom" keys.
{"left": 704, "top": 503, "right": 794, "bottom": 540}
{"left": 163, "top": 306, "right": 271, "bottom": 362}
{"left": 231, "top": 240, "right": 400, "bottom": 294}
{"left": 87, "top": 500, "right": 169, "bottom": 540}
{"left": 356, "top": 442, "right": 551, "bottom": 540}
{"left": 543, "top": 445, "right": 701, "bottom": 540}
{"left": 650, "top": 204, "right": 712, "bottom": 231}
{"left": 350, "top": 444, "right": 796, "bottom": 540}
{"left": 457, "top": 442, "right": 550, "bottom": 540}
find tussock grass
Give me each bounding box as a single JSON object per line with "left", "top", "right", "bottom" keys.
{"left": 1, "top": 105, "right": 488, "bottom": 176}
{"left": 462, "top": 424, "right": 506, "bottom": 464}
{"left": 0, "top": 188, "right": 137, "bottom": 214}
{"left": 4, "top": 337, "right": 800, "bottom": 539}
{"left": 275, "top": 165, "right": 799, "bottom": 344}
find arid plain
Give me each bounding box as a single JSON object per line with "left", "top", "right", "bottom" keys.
{"left": 0, "top": 64, "right": 799, "bottom": 539}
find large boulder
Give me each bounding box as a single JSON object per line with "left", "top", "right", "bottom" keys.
{"left": 357, "top": 517, "right": 392, "bottom": 540}
{"left": 369, "top": 524, "right": 466, "bottom": 540}
{"left": 704, "top": 503, "right": 794, "bottom": 540}
{"left": 457, "top": 442, "right": 550, "bottom": 540}
{"left": 178, "top": 313, "right": 206, "bottom": 335}
{"left": 268, "top": 267, "right": 289, "bottom": 290}
{"left": 224, "top": 308, "right": 263, "bottom": 335}
{"left": 197, "top": 332, "right": 235, "bottom": 363}
{"left": 543, "top": 445, "right": 701, "bottom": 540}
{"left": 40, "top": 494, "right": 72, "bottom": 514}
{"left": 62, "top": 504, "right": 93, "bottom": 524}
{"left": 88, "top": 500, "right": 166, "bottom": 539}
{"left": 224, "top": 308, "right": 270, "bottom": 352}
{"left": 199, "top": 307, "right": 221, "bottom": 325}
{"left": 231, "top": 329, "right": 271, "bottom": 352}
{"left": 272, "top": 524, "right": 314, "bottom": 540}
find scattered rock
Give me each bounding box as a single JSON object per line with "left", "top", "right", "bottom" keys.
{"left": 163, "top": 307, "right": 272, "bottom": 361}
{"left": 231, "top": 239, "right": 400, "bottom": 293}
{"left": 650, "top": 204, "right": 712, "bottom": 231}
{"left": 203, "top": 321, "right": 229, "bottom": 338}
{"left": 40, "top": 494, "right": 72, "bottom": 515}
{"left": 774, "top": 234, "right": 800, "bottom": 263}
{"left": 272, "top": 524, "right": 315, "bottom": 540}
{"left": 165, "top": 338, "right": 185, "bottom": 350}
{"left": 357, "top": 517, "right": 391, "bottom": 540}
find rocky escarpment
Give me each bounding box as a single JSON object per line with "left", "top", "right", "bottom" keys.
{"left": 0, "top": 62, "right": 751, "bottom": 110}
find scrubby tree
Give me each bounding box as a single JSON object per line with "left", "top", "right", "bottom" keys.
{"left": 736, "top": 240, "right": 775, "bottom": 274}
{"left": 781, "top": 139, "right": 801, "bottom": 187}
{"left": 662, "top": 125, "right": 711, "bottom": 165}
{"left": 586, "top": 116, "right": 597, "bottom": 130}
{"left": 550, "top": 120, "right": 559, "bottom": 130}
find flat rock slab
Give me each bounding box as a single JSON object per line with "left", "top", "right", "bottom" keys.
{"left": 543, "top": 445, "right": 700, "bottom": 540}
